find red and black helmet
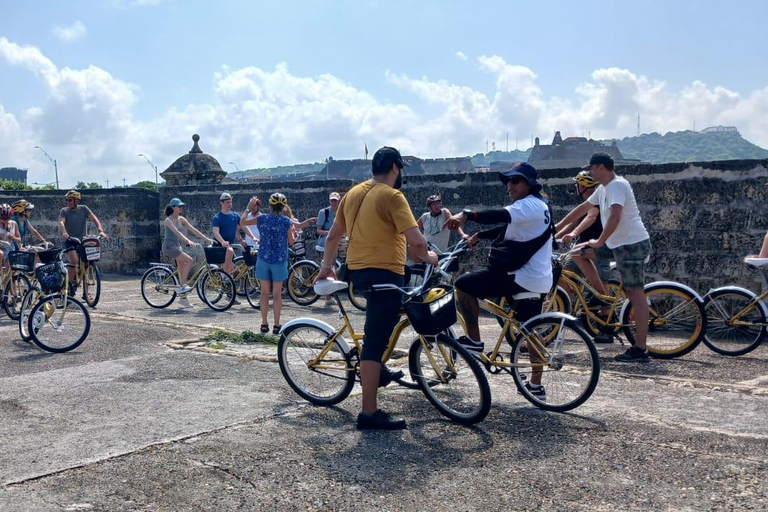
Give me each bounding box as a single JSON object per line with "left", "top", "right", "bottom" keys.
{"left": 426, "top": 194, "right": 441, "bottom": 205}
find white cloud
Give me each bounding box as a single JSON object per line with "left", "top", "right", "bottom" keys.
{"left": 455, "top": 51, "right": 468, "bottom": 62}
{"left": 1, "top": 40, "right": 768, "bottom": 188}
{"left": 52, "top": 21, "right": 87, "bottom": 43}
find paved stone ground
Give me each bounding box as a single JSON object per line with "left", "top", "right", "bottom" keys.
{"left": 0, "top": 275, "right": 766, "bottom": 511}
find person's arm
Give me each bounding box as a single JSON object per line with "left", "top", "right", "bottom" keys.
{"left": 179, "top": 217, "right": 210, "bottom": 244}
{"left": 295, "top": 217, "right": 317, "bottom": 230}
{"left": 403, "top": 226, "right": 438, "bottom": 265}
{"left": 166, "top": 217, "right": 193, "bottom": 246}
{"left": 442, "top": 208, "right": 511, "bottom": 231}
{"left": 27, "top": 221, "right": 46, "bottom": 243}
{"left": 443, "top": 208, "right": 468, "bottom": 239}
{"left": 58, "top": 213, "right": 68, "bottom": 239}
{"left": 317, "top": 222, "right": 346, "bottom": 280}
{"left": 416, "top": 214, "right": 424, "bottom": 231}
{"left": 757, "top": 231, "right": 768, "bottom": 258}
{"left": 7, "top": 220, "right": 21, "bottom": 244}
{"left": 287, "top": 222, "right": 296, "bottom": 246}
{"left": 555, "top": 201, "right": 594, "bottom": 232}
{"left": 87, "top": 210, "right": 108, "bottom": 238}
{"left": 587, "top": 204, "right": 622, "bottom": 248}
{"left": 560, "top": 208, "right": 599, "bottom": 245}
{"left": 212, "top": 226, "right": 229, "bottom": 247}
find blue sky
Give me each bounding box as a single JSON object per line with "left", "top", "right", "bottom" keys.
{"left": 1, "top": 0, "right": 767, "bottom": 187}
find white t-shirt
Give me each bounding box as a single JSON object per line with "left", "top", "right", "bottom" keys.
{"left": 502, "top": 196, "right": 553, "bottom": 294}
{"left": 420, "top": 210, "right": 451, "bottom": 252}
{"left": 244, "top": 211, "right": 260, "bottom": 249}
{"left": 588, "top": 176, "right": 649, "bottom": 249}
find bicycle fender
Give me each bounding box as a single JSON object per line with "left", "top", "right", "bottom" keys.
{"left": 280, "top": 318, "right": 351, "bottom": 355}
{"left": 522, "top": 311, "right": 579, "bottom": 325}
{"left": 643, "top": 281, "right": 705, "bottom": 302}
{"left": 704, "top": 286, "right": 768, "bottom": 317}
{"left": 288, "top": 259, "right": 319, "bottom": 272}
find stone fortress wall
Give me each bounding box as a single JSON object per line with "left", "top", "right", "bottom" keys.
{"left": 2, "top": 158, "right": 768, "bottom": 294}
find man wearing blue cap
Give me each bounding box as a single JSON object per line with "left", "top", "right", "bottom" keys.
{"left": 444, "top": 162, "right": 554, "bottom": 398}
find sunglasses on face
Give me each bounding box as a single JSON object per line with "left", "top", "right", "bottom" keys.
{"left": 506, "top": 176, "right": 526, "bottom": 185}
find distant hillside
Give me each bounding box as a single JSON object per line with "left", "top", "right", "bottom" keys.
{"left": 609, "top": 130, "right": 768, "bottom": 164}
{"left": 228, "top": 162, "right": 324, "bottom": 181}
{"left": 471, "top": 150, "right": 531, "bottom": 167}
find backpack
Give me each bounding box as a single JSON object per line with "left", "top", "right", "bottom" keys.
{"left": 320, "top": 206, "right": 332, "bottom": 231}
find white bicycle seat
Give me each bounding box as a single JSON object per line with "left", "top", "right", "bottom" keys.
{"left": 314, "top": 278, "right": 349, "bottom": 295}
{"left": 744, "top": 257, "right": 768, "bottom": 268}
{"left": 510, "top": 291, "right": 542, "bottom": 300}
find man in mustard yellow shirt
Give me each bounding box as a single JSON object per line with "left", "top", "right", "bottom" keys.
{"left": 318, "top": 146, "right": 437, "bottom": 430}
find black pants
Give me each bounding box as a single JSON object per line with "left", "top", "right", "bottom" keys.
{"left": 350, "top": 268, "right": 405, "bottom": 362}
{"left": 454, "top": 268, "right": 544, "bottom": 323}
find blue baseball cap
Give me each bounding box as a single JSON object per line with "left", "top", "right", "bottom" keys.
{"left": 169, "top": 198, "right": 185, "bottom": 207}
{"left": 499, "top": 162, "right": 540, "bottom": 187}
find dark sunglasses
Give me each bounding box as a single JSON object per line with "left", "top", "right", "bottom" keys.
{"left": 505, "top": 176, "right": 526, "bottom": 185}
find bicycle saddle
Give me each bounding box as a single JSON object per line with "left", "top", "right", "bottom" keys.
{"left": 744, "top": 257, "right": 768, "bottom": 268}
{"left": 314, "top": 278, "right": 349, "bottom": 295}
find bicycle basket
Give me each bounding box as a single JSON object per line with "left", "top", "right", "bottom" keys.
{"left": 9, "top": 251, "right": 35, "bottom": 272}
{"left": 403, "top": 285, "right": 457, "bottom": 336}
{"left": 80, "top": 236, "right": 101, "bottom": 262}
{"left": 242, "top": 247, "right": 258, "bottom": 266}
{"left": 36, "top": 262, "right": 65, "bottom": 293}
{"left": 204, "top": 246, "right": 227, "bottom": 264}
{"left": 37, "top": 248, "right": 62, "bottom": 265}
{"left": 293, "top": 240, "right": 306, "bottom": 257}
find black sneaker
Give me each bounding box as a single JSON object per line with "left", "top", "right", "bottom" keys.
{"left": 356, "top": 409, "right": 407, "bottom": 430}
{"left": 378, "top": 365, "right": 404, "bottom": 388}
{"left": 587, "top": 294, "right": 611, "bottom": 308}
{"left": 593, "top": 328, "right": 615, "bottom": 344}
{"left": 457, "top": 335, "right": 484, "bottom": 355}
{"left": 524, "top": 382, "right": 546, "bottom": 401}
{"left": 615, "top": 347, "right": 649, "bottom": 363}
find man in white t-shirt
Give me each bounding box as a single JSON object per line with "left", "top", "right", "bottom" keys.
{"left": 557, "top": 153, "right": 652, "bottom": 362}
{"left": 416, "top": 194, "right": 467, "bottom": 252}
{"left": 444, "top": 162, "right": 554, "bottom": 398}
{"left": 241, "top": 196, "right": 261, "bottom": 250}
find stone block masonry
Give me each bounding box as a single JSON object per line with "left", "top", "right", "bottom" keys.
{"left": 4, "top": 158, "right": 767, "bottom": 293}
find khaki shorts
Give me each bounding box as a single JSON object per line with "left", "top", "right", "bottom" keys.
{"left": 611, "top": 239, "right": 651, "bottom": 290}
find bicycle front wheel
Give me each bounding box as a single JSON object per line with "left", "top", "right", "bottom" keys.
{"left": 408, "top": 333, "right": 491, "bottom": 425}
{"left": 28, "top": 294, "right": 91, "bottom": 353}
{"left": 287, "top": 260, "right": 320, "bottom": 306}
{"left": 244, "top": 267, "right": 261, "bottom": 309}
{"left": 703, "top": 288, "right": 767, "bottom": 356}
{"left": 511, "top": 315, "right": 599, "bottom": 412}
{"left": 278, "top": 323, "right": 355, "bottom": 406}
{"left": 233, "top": 258, "right": 248, "bottom": 297}
{"left": 347, "top": 280, "right": 367, "bottom": 311}
{"left": 18, "top": 289, "right": 38, "bottom": 341}
{"left": 622, "top": 283, "right": 705, "bottom": 359}
{"left": 4, "top": 273, "right": 32, "bottom": 320}
{"left": 140, "top": 267, "right": 177, "bottom": 308}
{"left": 82, "top": 263, "right": 101, "bottom": 307}
{"left": 200, "top": 269, "right": 236, "bottom": 311}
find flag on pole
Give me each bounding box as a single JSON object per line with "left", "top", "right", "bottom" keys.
{"left": 365, "top": 143, "right": 369, "bottom": 160}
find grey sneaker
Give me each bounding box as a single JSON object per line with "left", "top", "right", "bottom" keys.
{"left": 178, "top": 297, "right": 193, "bottom": 308}
{"left": 615, "top": 347, "right": 649, "bottom": 362}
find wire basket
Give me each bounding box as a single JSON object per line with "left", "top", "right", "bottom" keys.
{"left": 9, "top": 251, "right": 35, "bottom": 272}
{"left": 403, "top": 285, "right": 457, "bottom": 336}
{"left": 37, "top": 248, "right": 62, "bottom": 264}
{"left": 36, "top": 262, "right": 65, "bottom": 293}
{"left": 204, "top": 246, "right": 227, "bottom": 265}
{"left": 242, "top": 247, "right": 258, "bottom": 266}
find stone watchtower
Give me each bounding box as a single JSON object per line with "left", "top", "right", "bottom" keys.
{"left": 160, "top": 134, "right": 227, "bottom": 186}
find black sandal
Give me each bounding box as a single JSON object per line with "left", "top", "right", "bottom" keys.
{"left": 260, "top": 324, "right": 269, "bottom": 333}
{"left": 273, "top": 325, "right": 281, "bottom": 335}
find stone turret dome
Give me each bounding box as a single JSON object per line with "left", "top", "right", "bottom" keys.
{"left": 160, "top": 134, "right": 227, "bottom": 186}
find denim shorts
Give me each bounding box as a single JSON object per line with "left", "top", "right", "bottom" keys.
{"left": 611, "top": 239, "right": 651, "bottom": 290}
{"left": 256, "top": 258, "right": 288, "bottom": 282}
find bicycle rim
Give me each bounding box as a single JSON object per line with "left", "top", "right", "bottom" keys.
{"left": 278, "top": 324, "right": 354, "bottom": 406}
{"left": 389, "top": 319, "right": 460, "bottom": 389}
{"left": 4, "top": 273, "right": 31, "bottom": 320}
{"left": 18, "top": 289, "right": 37, "bottom": 341}
{"left": 29, "top": 295, "right": 90, "bottom": 353}
{"left": 408, "top": 334, "right": 491, "bottom": 425}
{"left": 703, "top": 289, "right": 766, "bottom": 356}
{"left": 201, "top": 269, "right": 236, "bottom": 311}
{"left": 512, "top": 316, "right": 600, "bottom": 412}
{"left": 347, "top": 281, "right": 367, "bottom": 311}
{"left": 245, "top": 268, "right": 261, "bottom": 309}
{"left": 287, "top": 261, "right": 320, "bottom": 306}
{"left": 83, "top": 264, "right": 101, "bottom": 307}
{"left": 140, "top": 267, "right": 176, "bottom": 308}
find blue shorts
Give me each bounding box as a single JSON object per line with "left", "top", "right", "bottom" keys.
{"left": 256, "top": 258, "right": 288, "bottom": 282}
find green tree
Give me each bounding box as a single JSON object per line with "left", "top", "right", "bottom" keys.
{"left": 0, "top": 179, "right": 33, "bottom": 190}
{"left": 131, "top": 180, "right": 158, "bottom": 192}
{"left": 75, "top": 181, "right": 103, "bottom": 189}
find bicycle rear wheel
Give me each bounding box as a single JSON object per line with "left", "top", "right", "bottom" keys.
{"left": 140, "top": 267, "right": 177, "bottom": 308}
{"left": 278, "top": 322, "right": 355, "bottom": 406}
{"left": 703, "top": 288, "right": 767, "bottom": 356}
{"left": 287, "top": 260, "right": 320, "bottom": 306}
{"left": 347, "top": 280, "right": 367, "bottom": 311}
{"left": 200, "top": 269, "right": 236, "bottom": 311}
{"left": 82, "top": 263, "right": 101, "bottom": 307}
{"left": 233, "top": 258, "right": 248, "bottom": 297}
{"left": 408, "top": 333, "right": 491, "bottom": 425}
{"left": 511, "top": 315, "right": 599, "bottom": 412}
{"left": 18, "top": 289, "right": 37, "bottom": 341}
{"left": 622, "top": 283, "right": 706, "bottom": 359}
{"left": 244, "top": 267, "right": 261, "bottom": 309}
{"left": 28, "top": 294, "right": 91, "bottom": 353}
{"left": 4, "top": 273, "right": 32, "bottom": 320}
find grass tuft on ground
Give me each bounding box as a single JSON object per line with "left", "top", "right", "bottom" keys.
{"left": 204, "top": 328, "right": 279, "bottom": 346}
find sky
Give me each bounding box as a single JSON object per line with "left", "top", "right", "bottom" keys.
{"left": 1, "top": 0, "right": 767, "bottom": 188}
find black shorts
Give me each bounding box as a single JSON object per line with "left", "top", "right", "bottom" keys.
{"left": 350, "top": 268, "right": 404, "bottom": 362}
{"left": 455, "top": 268, "right": 544, "bottom": 323}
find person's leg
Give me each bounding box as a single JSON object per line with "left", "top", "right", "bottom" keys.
{"left": 613, "top": 240, "right": 651, "bottom": 361}
{"left": 176, "top": 252, "right": 193, "bottom": 285}
{"left": 256, "top": 259, "right": 272, "bottom": 327}
{"left": 573, "top": 249, "right": 607, "bottom": 295}
{"left": 272, "top": 281, "right": 283, "bottom": 326}
{"left": 454, "top": 269, "right": 504, "bottom": 343}
{"left": 625, "top": 287, "right": 648, "bottom": 350}
{"left": 224, "top": 246, "right": 235, "bottom": 274}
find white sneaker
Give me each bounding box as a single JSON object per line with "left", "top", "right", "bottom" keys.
{"left": 175, "top": 285, "right": 192, "bottom": 294}
{"left": 178, "top": 297, "right": 193, "bottom": 308}
{"left": 324, "top": 299, "right": 335, "bottom": 307}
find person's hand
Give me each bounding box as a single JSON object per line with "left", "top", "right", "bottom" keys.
{"left": 62, "top": 232, "right": 70, "bottom": 240}
{"left": 316, "top": 266, "right": 337, "bottom": 282}
{"left": 308, "top": 217, "right": 318, "bottom": 224}
{"left": 561, "top": 233, "right": 576, "bottom": 245}
{"left": 222, "top": 241, "right": 230, "bottom": 247}
{"left": 442, "top": 212, "right": 466, "bottom": 231}
{"left": 586, "top": 238, "right": 604, "bottom": 249}
{"left": 98, "top": 230, "right": 108, "bottom": 239}
{"left": 467, "top": 233, "right": 480, "bottom": 249}
{"left": 423, "top": 250, "right": 439, "bottom": 265}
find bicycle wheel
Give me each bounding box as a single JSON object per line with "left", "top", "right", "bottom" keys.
{"left": 278, "top": 322, "right": 355, "bottom": 406}
{"left": 544, "top": 286, "right": 571, "bottom": 314}
{"left": 388, "top": 319, "right": 463, "bottom": 389}
{"left": 511, "top": 315, "right": 599, "bottom": 412}
{"left": 347, "top": 280, "right": 367, "bottom": 311}
{"left": 18, "top": 289, "right": 37, "bottom": 342}
{"left": 580, "top": 280, "right": 624, "bottom": 337}
{"left": 287, "top": 260, "right": 320, "bottom": 306}
{"left": 233, "top": 258, "right": 248, "bottom": 297}
{"left": 28, "top": 294, "right": 91, "bottom": 353}
{"left": 408, "top": 333, "right": 491, "bottom": 425}
{"left": 244, "top": 267, "right": 261, "bottom": 309}
{"left": 4, "top": 273, "right": 32, "bottom": 320}
{"left": 82, "top": 263, "right": 101, "bottom": 307}
{"left": 200, "top": 269, "right": 236, "bottom": 311}
{"left": 621, "top": 283, "right": 706, "bottom": 359}
{"left": 703, "top": 288, "right": 767, "bottom": 356}
{"left": 140, "top": 267, "right": 177, "bottom": 308}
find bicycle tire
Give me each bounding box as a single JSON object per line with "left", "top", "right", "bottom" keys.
{"left": 702, "top": 287, "right": 767, "bottom": 356}
{"left": 200, "top": 269, "right": 236, "bottom": 311}
{"left": 278, "top": 322, "right": 355, "bottom": 406}
{"left": 511, "top": 314, "right": 600, "bottom": 412}
{"left": 140, "top": 267, "right": 177, "bottom": 308}
{"left": 244, "top": 267, "right": 261, "bottom": 310}
{"left": 347, "top": 280, "right": 367, "bottom": 311}
{"left": 18, "top": 289, "right": 38, "bottom": 342}
{"left": 233, "top": 257, "right": 248, "bottom": 297}
{"left": 82, "top": 263, "right": 101, "bottom": 307}
{"left": 580, "top": 279, "right": 624, "bottom": 337}
{"left": 621, "top": 283, "right": 706, "bottom": 359}
{"left": 388, "top": 319, "right": 462, "bottom": 389}
{"left": 4, "top": 273, "right": 32, "bottom": 320}
{"left": 408, "top": 333, "right": 491, "bottom": 425}
{"left": 494, "top": 291, "right": 569, "bottom": 345}
{"left": 287, "top": 260, "right": 320, "bottom": 306}
{"left": 28, "top": 294, "right": 91, "bottom": 353}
